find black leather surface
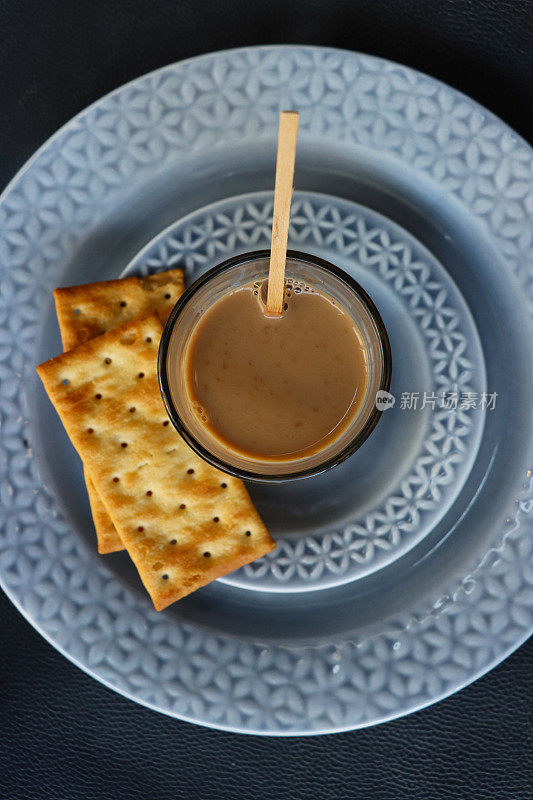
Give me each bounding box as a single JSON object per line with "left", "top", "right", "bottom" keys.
{"left": 0, "top": 1, "right": 532, "bottom": 798}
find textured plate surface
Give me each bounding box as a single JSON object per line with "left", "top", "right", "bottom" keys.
{"left": 0, "top": 46, "right": 532, "bottom": 734}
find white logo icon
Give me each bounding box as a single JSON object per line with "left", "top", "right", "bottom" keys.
{"left": 375, "top": 390, "right": 395, "bottom": 411}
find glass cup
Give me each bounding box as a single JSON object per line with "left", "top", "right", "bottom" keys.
{"left": 158, "top": 250, "right": 391, "bottom": 482}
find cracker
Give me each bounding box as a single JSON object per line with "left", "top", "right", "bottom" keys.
{"left": 86, "top": 479, "right": 123, "bottom": 553}
{"left": 54, "top": 268, "right": 185, "bottom": 553}
{"left": 54, "top": 269, "right": 185, "bottom": 351}
{"left": 37, "top": 311, "right": 275, "bottom": 610}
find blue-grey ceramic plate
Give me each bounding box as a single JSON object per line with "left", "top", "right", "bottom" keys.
{"left": 0, "top": 46, "right": 532, "bottom": 735}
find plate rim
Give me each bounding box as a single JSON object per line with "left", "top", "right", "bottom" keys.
{"left": 2, "top": 575, "right": 530, "bottom": 737}
{"left": 3, "top": 43, "right": 533, "bottom": 210}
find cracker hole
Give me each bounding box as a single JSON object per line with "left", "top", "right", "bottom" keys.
{"left": 179, "top": 503, "right": 186, "bottom": 510}
{"left": 203, "top": 552, "right": 211, "bottom": 558}
{"left": 146, "top": 490, "right": 152, "bottom": 496}
{"left": 87, "top": 428, "right": 94, "bottom": 434}
{"left": 220, "top": 482, "right": 227, "bottom": 488}
{"left": 187, "top": 468, "right": 194, "bottom": 475}
{"left": 245, "top": 530, "right": 251, "bottom": 537}
{"left": 137, "top": 526, "right": 144, "bottom": 532}
{"left": 170, "top": 539, "right": 177, "bottom": 545}
{"left": 213, "top": 517, "right": 219, "bottom": 523}
{"left": 113, "top": 477, "right": 119, "bottom": 483}
{"left": 165, "top": 293, "right": 171, "bottom": 299}
{"left": 145, "top": 337, "right": 152, "bottom": 343}
{"left": 120, "top": 301, "right": 127, "bottom": 307}
{"left": 75, "top": 308, "right": 81, "bottom": 315}
{"left": 162, "top": 574, "right": 169, "bottom": 580}
{"left": 129, "top": 407, "right": 136, "bottom": 413}
{"left": 95, "top": 393, "right": 102, "bottom": 400}
{"left": 104, "top": 357, "right": 112, "bottom": 364}
{"left": 162, "top": 420, "right": 169, "bottom": 426}
{"left": 138, "top": 372, "right": 145, "bottom": 378}
{"left": 62, "top": 379, "right": 69, "bottom": 385}
{"left": 121, "top": 442, "right": 128, "bottom": 448}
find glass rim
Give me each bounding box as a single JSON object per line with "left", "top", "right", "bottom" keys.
{"left": 158, "top": 249, "right": 392, "bottom": 483}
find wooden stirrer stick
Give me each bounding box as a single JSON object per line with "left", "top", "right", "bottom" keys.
{"left": 266, "top": 110, "right": 299, "bottom": 316}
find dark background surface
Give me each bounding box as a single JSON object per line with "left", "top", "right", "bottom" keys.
{"left": 0, "top": 1, "right": 532, "bottom": 798}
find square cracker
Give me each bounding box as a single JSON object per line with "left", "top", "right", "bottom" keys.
{"left": 37, "top": 311, "right": 276, "bottom": 610}
{"left": 54, "top": 268, "right": 185, "bottom": 553}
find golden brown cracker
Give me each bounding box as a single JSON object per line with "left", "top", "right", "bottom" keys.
{"left": 54, "top": 268, "right": 185, "bottom": 553}
{"left": 37, "top": 311, "right": 275, "bottom": 610}
{"left": 86, "top": 478, "right": 123, "bottom": 554}
{"left": 54, "top": 269, "right": 185, "bottom": 351}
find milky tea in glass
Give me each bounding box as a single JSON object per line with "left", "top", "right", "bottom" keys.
{"left": 159, "top": 252, "right": 391, "bottom": 481}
